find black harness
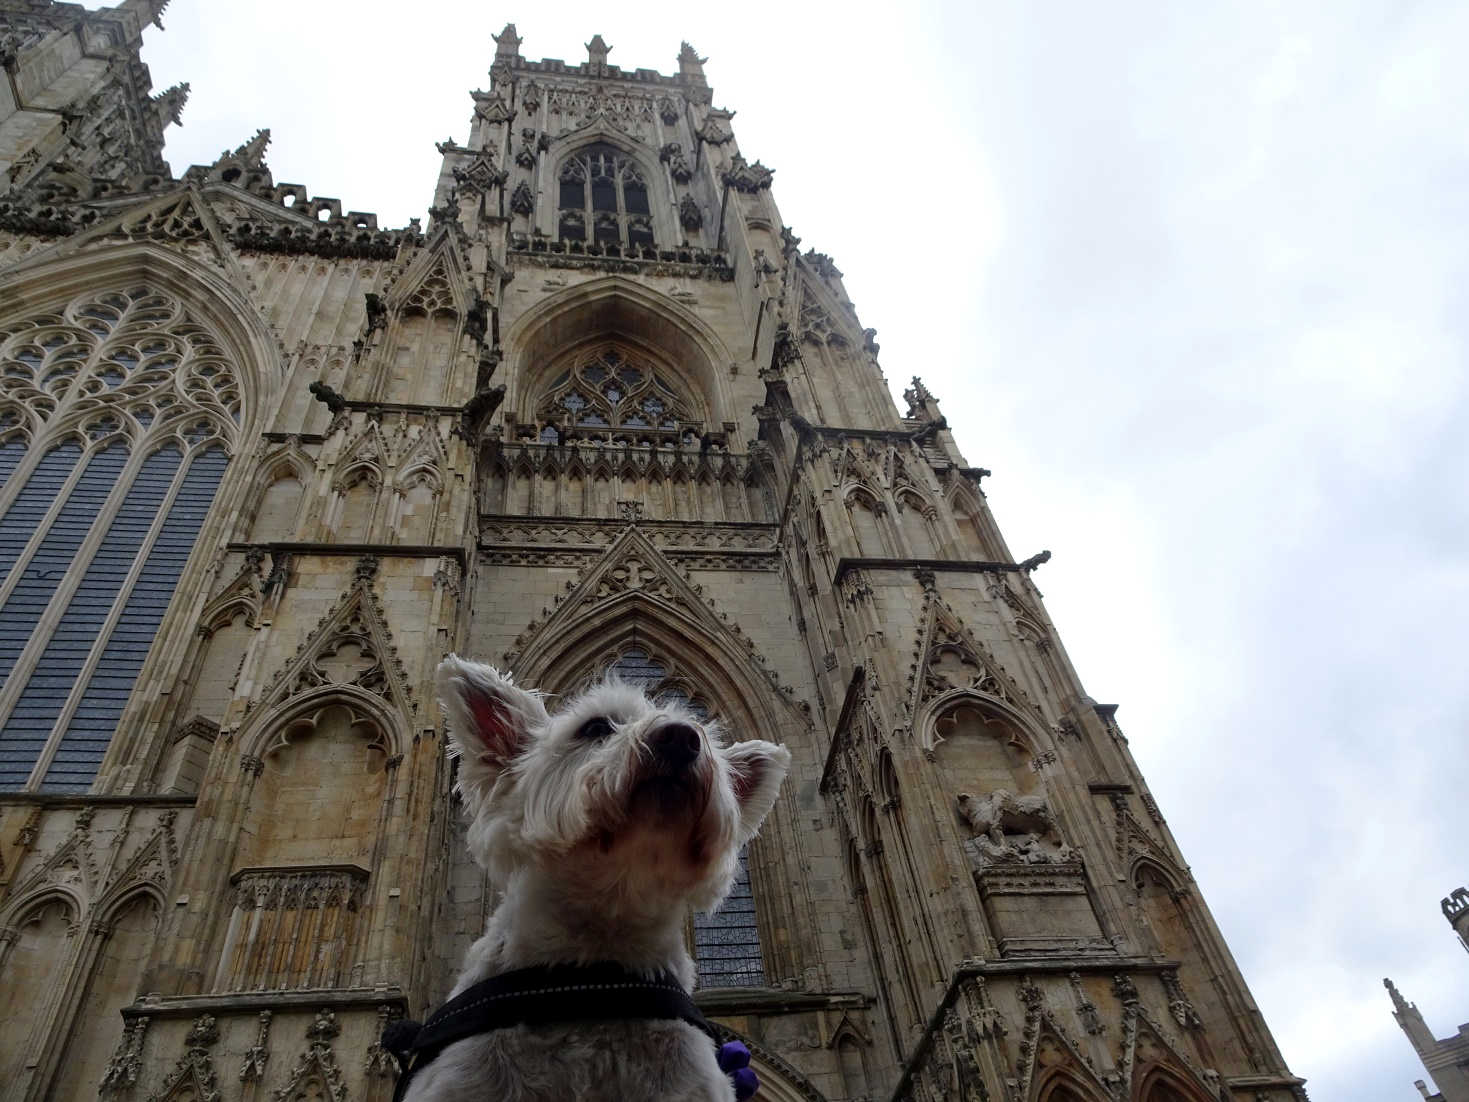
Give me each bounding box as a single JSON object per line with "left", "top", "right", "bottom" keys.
{"left": 386, "top": 962, "right": 717, "bottom": 1102}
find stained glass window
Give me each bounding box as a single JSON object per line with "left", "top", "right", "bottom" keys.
{"left": 607, "top": 648, "right": 767, "bottom": 987}
{"left": 536, "top": 345, "right": 695, "bottom": 445}
{"left": 558, "top": 144, "right": 656, "bottom": 249}
{"left": 0, "top": 286, "right": 237, "bottom": 791}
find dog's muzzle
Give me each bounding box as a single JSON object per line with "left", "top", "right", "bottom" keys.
{"left": 650, "top": 722, "right": 701, "bottom": 770}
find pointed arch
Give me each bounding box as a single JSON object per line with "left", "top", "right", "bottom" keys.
{"left": 1035, "top": 1065, "right": 1112, "bottom": 1102}
{"left": 505, "top": 276, "right": 738, "bottom": 432}
{"left": 0, "top": 244, "right": 276, "bottom": 792}
{"left": 250, "top": 577, "right": 415, "bottom": 745}
{"left": 550, "top": 129, "right": 669, "bottom": 246}
{"left": 240, "top": 438, "right": 314, "bottom": 541}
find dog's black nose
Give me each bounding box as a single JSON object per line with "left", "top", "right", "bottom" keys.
{"left": 652, "top": 723, "right": 701, "bottom": 769}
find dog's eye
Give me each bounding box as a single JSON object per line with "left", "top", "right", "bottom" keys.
{"left": 577, "top": 717, "right": 614, "bottom": 741}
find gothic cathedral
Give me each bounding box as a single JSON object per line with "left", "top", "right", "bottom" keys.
{"left": 0, "top": 5, "right": 1304, "bottom": 1100}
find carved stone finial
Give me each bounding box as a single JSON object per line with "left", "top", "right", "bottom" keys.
{"left": 492, "top": 22, "right": 522, "bottom": 60}
{"left": 678, "top": 41, "right": 708, "bottom": 83}
{"left": 586, "top": 34, "right": 612, "bottom": 70}
{"left": 151, "top": 81, "right": 190, "bottom": 127}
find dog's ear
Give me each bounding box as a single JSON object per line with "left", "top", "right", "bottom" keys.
{"left": 436, "top": 656, "right": 548, "bottom": 802}
{"left": 724, "top": 740, "right": 791, "bottom": 842}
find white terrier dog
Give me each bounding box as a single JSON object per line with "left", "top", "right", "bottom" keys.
{"left": 398, "top": 656, "right": 790, "bottom": 1102}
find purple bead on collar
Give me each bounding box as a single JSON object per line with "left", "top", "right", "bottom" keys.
{"left": 717, "top": 1041, "right": 758, "bottom": 1100}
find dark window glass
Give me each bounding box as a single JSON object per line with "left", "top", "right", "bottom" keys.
{"left": 43, "top": 446, "right": 227, "bottom": 790}
{"left": 591, "top": 175, "right": 617, "bottom": 213}
{"left": 624, "top": 181, "right": 650, "bottom": 216}
{"left": 0, "top": 444, "right": 127, "bottom": 686}
{"left": 557, "top": 144, "right": 657, "bottom": 248}
{"left": 0, "top": 437, "right": 27, "bottom": 491}
{"left": 693, "top": 849, "right": 766, "bottom": 987}
{"left": 607, "top": 649, "right": 766, "bottom": 986}
{"left": 0, "top": 441, "right": 82, "bottom": 589}
{"left": 0, "top": 446, "right": 180, "bottom": 790}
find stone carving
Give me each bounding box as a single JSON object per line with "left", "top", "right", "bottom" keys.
{"left": 657, "top": 95, "right": 680, "bottom": 125}
{"left": 722, "top": 154, "right": 774, "bottom": 193}
{"left": 660, "top": 142, "right": 693, "bottom": 183}
{"left": 240, "top": 1010, "right": 272, "bottom": 1081}
{"left": 957, "top": 789, "right": 1074, "bottom": 866}
{"left": 272, "top": 1009, "right": 349, "bottom": 1102}
{"left": 148, "top": 1015, "right": 220, "bottom": 1102}
{"left": 1161, "top": 968, "right": 1203, "bottom": 1030}
{"left": 101, "top": 1015, "right": 150, "bottom": 1093}
{"left": 679, "top": 194, "right": 703, "bottom": 231}
{"left": 364, "top": 1004, "right": 402, "bottom": 1076}
{"left": 510, "top": 181, "right": 534, "bottom": 216}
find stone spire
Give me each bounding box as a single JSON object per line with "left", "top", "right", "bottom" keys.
{"left": 492, "top": 23, "right": 522, "bottom": 64}
{"left": 678, "top": 41, "right": 707, "bottom": 84}
{"left": 1385, "top": 977, "right": 1438, "bottom": 1056}
{"left": 150, "top": 81, "right": 190, "bottom": 128}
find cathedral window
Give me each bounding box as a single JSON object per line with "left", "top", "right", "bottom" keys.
{"left": 0, "top": 287, "right": 237, "bottom": 792}
{"left": 607, "top": 648, "right": 767, "bottom": 987}
{"left": 536, "top": 344, "right": 696, "bottom": 445}
{"left": 558, "top": 144, "right": 656, "bottom": 249}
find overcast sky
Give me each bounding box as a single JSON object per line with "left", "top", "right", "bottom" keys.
{"left": 129, "top": 2, "right": 1469, "bottom": 1097}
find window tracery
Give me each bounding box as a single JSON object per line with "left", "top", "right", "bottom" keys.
{"left": 557, "top": 143, "right": 655, "bottom": 249}
{"left": 535, "top": 344, "right": 698, "bottom": 445}
{"left": 0, "top": 286, "right": 239, "bottom": 792}
{"left": 606, "top": 648, "right": 766, "bottom": 988}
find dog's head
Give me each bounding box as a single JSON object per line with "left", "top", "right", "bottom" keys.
{"left": 436, "top": 656, "right": 790, "bottom": 916}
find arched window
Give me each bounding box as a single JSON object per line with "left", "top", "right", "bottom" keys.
{"left": 558, "top": 143, "right": 655, "bottom": 248}
{"left": 607, "top": 647, "right": 766, "bottom": 987}
{"left": 536, "top": 344, "right": 697, "bottom": 445}
{"left": 0, "top": 286, "right": 237, "bottom": 792}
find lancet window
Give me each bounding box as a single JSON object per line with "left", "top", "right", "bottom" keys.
{"left": 607, "top": 648, "right": 766, "bottom": 988}
{"left": 0, "top": 286, "right": 238, "bottom": 792}
{"left": 557, "top": 143, "right": 655, "bottom": 248}
{"left": 535, "top": 344, "right": 697, "bottom": 445}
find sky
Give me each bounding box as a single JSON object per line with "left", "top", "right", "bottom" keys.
{"left": 128, "top": 2, "right": 1469, "bottom": 1097}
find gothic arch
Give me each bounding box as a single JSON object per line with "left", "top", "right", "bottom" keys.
{"left": 549, "top": 131, "right": 669, "bottom": 245}
{"left": 238, "top": 682, "right": 407, "bottom": 765}
{"left": 238, "top": 439, "right": 314, "bottom": 541}
{"left": 710, "top": 1024, "right": 831, "bottom": 1102}
{"left": 920, "top": 686, "right": 1056, "bottom": 761}
{"left": 0, "top": 882, "right": 84, "bottom": 933}
{"left": 1134, "top": 1066, "right": 1213, "bottom": 1102}
{"left": 516, "top": 592, "right": 795, "bottom": 744}
{"left": 504, "top": 276, "right": 737, "bottom": 431}
{"left": 0, "top": 241, "right": 280, "bottom": 427}
{"left": 93, "top": 880, "right": 167, "bottom": 929}
{"left": 0, "top": 243, "right": 279, "bottom": 792}
{"left": 1035, "top": 1066, "right": 1111, "bottom": 1102}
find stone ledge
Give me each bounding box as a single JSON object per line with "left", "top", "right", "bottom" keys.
{"left": 696, "top": 988, "right": 868, "bottom": 1016}
{"left": 122, "top": 987, "right": 406, "bottom": 1019}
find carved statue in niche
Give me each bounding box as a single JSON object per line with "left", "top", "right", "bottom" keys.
{"left": 956, "top": 789, "right": 1074, "bottom": 866}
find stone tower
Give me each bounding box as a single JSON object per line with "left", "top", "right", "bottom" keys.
{"left": 0, "top": 8, "right": 1305, "bottom": 1100}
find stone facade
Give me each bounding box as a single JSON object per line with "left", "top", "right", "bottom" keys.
{"left": 1386, "top": 888, "right": 1469, "bottom": 1102}
{"left": 0, "top": 6, "right": 1305, "bottom": 1100}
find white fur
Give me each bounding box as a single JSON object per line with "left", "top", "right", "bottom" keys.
{"left": 407, "top": 657, "right": 792, "bottom": 1102}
